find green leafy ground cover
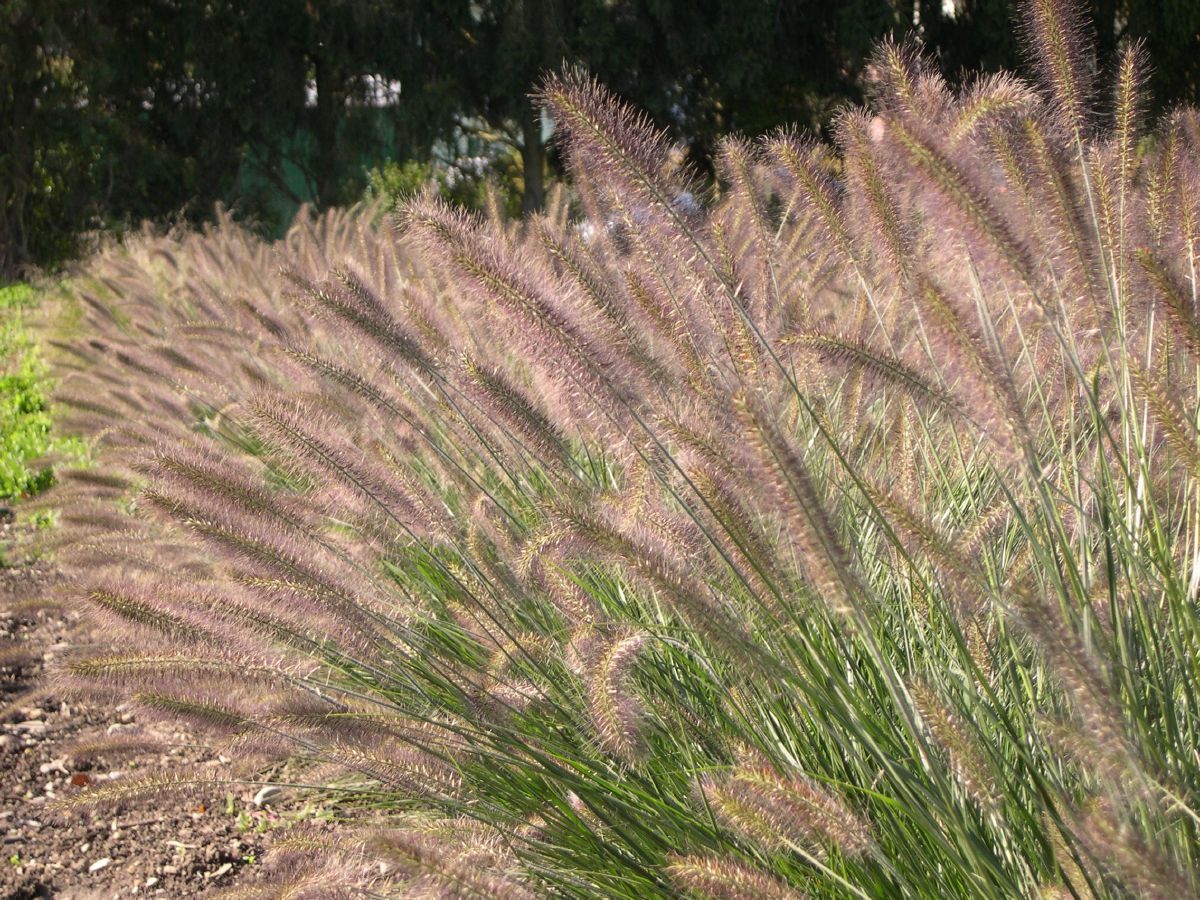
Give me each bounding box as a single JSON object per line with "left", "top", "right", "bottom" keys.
{"left": 0, "top": 282, "right": 83, "bottom": 505}
{"left": 0, "top": 283, "right": 53, "bottom": 501}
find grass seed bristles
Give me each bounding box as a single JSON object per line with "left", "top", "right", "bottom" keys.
{"left": 402, "top": 197, "right": 634, "bottom": 441}
{"left": 1130, "top": 364, "right": 1200, "bottom": 476}
{"left": 863, "top": 37, "right": 945, "bottom": 120}
{"left": 1019, "top": 117, "right": 1107, "bottom": 317}
{"left": 836, "top": 109, "right": 914, "bottom": 283}
{"left": 689, "top": 464, "right": 788, "bottom": 605}
{"left": 246, "top": 396, "right": 446, "bottom": 541}
{"left": 765, "top": 132, "right": 860, "bottom": 273}
{"left": 733, "top": 392, "right": 865, "bottom": 622}
{"left": 621, "top": 270, "right": 709, "bottom": 390}
{"left": 64, "top": 654, "right": 302, "bottom": 690}
{"left": 887, "top": 117, "right": 1037, "bottom": 292}
{"left": 82, "top": 584, "right": 212, "bottom": 643}
{"left": 950, "top": 74, "right": 1039, "bottom": 146}
{"left": 49, "top": 770, "right": 237, "bottom": 813}
{"left": 781, "top": 331, "right": 961, "bottom": 417}
{"left": 537, "top": 66, "right": 686, "bottom": 236}
{"left": 910, "top": 680, "right": 1001, "bottom": 816}
{"left": 911, "top": 278, "right": 1028, "bottom": 469}
{"left": 282, "top": 268, "right": 430, "bottom": 372}
{"left": 132, "top": 691, "right": 249, "bottom": 731}
{"left": 716, "top": 136, "right": 780, "bottom": 317}
{"left": 534, "top": 218, "right": 670, "bottom": 385}
{"left": 1112, "top": 43, "right": 1147, "bottom": 197}
{"left": 707, "top": 757, "right": 874, "bottom": 860}
{"left": 368, "top": 828, "right": 540, "bottom": 900}
{"left": 322, "top": 744, "right": 465, "bottom": 800}
{"left": 1022, "top": 0, "right": 1096, "bottom": 141}
{"left": 1138, "top": 249, "right": 1200, "bottom": 366}
{"left": 137, "top": 487, "right": 384, "bottom": 633}
{"left": 545, "top": 498, "right": 759, "bottom": 660}
{"left": 460, "top": 357, "right": 574, "bottom": 471}
{"left": 587, "top": 630, "right": 650, "bottom": 764}
{"left": 1069, "top": 799, "right": 1193, "bottom": 898}
{"left": 665, "top": 853, "right": 802, "bottom": 900}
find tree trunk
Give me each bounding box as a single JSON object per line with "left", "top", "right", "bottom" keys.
{"left": 521, "top": 104, "right": 545, "bottom": 215}
{"left": 312, "top": 53, "right": 340, "bottom": 208}
{"left": 1094, "top": 0, "right": 1119, "bottom": 61}
{"left": 1, "top": 13, "right": 37, "bottom": 278}
{"left": 520, "top": 0, "right": 549, "bottom": 216}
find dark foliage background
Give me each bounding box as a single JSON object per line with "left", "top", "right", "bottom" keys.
{"left": 3, "top": 0, "right": 1198, "bottom": 277}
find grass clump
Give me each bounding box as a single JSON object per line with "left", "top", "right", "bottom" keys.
{"left": 34, "top": 3, "right": 1200, "bottom": 896}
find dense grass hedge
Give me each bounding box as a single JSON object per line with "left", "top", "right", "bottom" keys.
{"left": 35, "top": 4, "right": 1200, "bottom": 897}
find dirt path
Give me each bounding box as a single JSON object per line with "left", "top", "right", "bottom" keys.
{"left": 1, "top": 550, "right": 281, "bottom": 898}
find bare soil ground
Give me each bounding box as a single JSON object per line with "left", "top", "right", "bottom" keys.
{"left": 0, "top": 528, "right": 290, "bottom": 899}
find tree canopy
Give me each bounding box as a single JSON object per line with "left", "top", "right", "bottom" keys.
{"left": 3, "top": 0, "right": 1197, "bottom": 277}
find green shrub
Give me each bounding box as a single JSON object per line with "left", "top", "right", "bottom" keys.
{"left": 364, "top": 146, "right": 525, "bottom": 219}
{"left": 364, "top": 159, "right": 437, "bottom": 207}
